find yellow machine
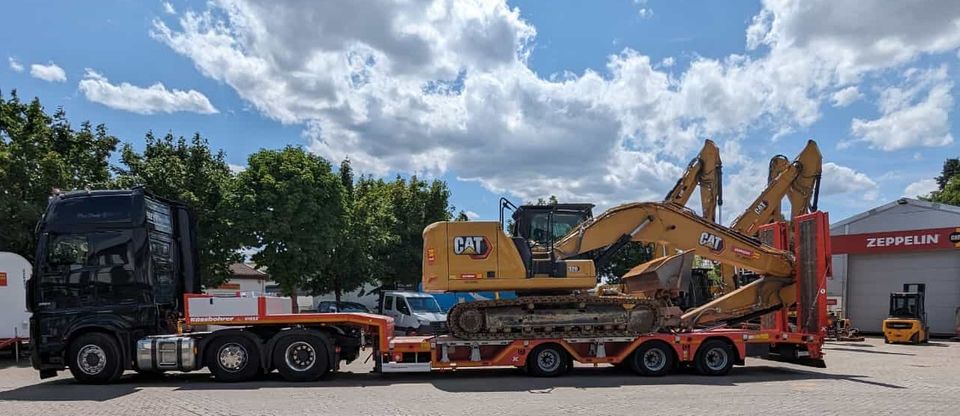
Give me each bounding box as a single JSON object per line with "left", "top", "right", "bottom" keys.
{"left": 664, "top": 139, "right": 723, "bottom": 222}
{"left": 720, "top": 140, "right": 822, "bottom": 290}
{"left": 423, "top": 201, "right": 804, "bottom": 339}
{"left": 883, "top": 284, "right": 929, "bottom": 344}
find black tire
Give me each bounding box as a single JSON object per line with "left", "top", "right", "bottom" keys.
{"left": 629, "top": 342, "right": 674, "bottom": 377}
{"left": 272, "top": 333, "right": 331, "bottom": 382}
{"left": 67, "top": 332, "right": 124, "bottom": 384}
{"left": 694, "top": 339, "right": 735, "bottom": 376}
{"left": 205, "top": 334, "right": 262, "bottom": 382}
{"left": 910, "top": 332, "right": 920, "bottom": 345}
{"left": 527, "top": 344, "right": 568, "bottom": 377}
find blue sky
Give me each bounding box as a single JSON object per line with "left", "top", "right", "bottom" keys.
{"left": 2, "top": 0, "right": 959, "bottom": 224}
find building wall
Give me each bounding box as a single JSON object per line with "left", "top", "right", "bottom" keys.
{"left": 829, "top": 199, "right": 960, "bottom": 336}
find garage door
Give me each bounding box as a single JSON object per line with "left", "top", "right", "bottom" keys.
{"left": 847, "top": 251, "right": 960, "bottom": 335}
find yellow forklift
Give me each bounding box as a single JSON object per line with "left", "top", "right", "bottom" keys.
{"left": 883, "top": 284, "right": 929, "bottom": 344}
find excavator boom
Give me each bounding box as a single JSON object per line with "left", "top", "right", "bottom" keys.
{"left": 664, "top": 139, "right": 723, "bottom": 222}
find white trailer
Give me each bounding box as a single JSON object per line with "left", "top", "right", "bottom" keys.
{"left": 0, "top": 252, "right": 30, "bottom": 348}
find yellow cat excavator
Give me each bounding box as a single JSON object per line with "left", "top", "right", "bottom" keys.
{"left": 719, "top": 140, "right": 822, "bottom": 291}
{"left": 423, "top": 199, "right": 829, "bottom": 340}
{"left": 664, "top": 139, "right": 723, "bottom": 222}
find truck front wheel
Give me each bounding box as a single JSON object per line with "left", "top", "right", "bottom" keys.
{"left": 273, "top": 334, "right": 330, "bottom": 382}
{"left": 206, "top": 334, "right": 262, "bottom": 382}
{"left": 67, "top": 332, "right": 124, "bottom": 384}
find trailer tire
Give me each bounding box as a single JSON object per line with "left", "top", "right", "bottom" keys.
{"left": 629, "top": 342, "right": 674, "bottom": 377}
{"left": 206, "top": 334, "right": 261, "bottom": 382}
{"left": 527, "top": 344, "right": 568, "bottom": 377}
{"left": 273, "top": 334, "right": 330, "bottom": 382}
{"left": 67, "top": 332, "right": 124, "bottom": 384}
{"left": 694, "top": 339, "right": 735, "bottom": 376}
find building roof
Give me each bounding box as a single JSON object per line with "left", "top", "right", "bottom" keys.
{"left": 831, "top": 197, "right": 960, "bottom": 229}
{"left": 229, "top": 263, "right": 269, "bottom": 280}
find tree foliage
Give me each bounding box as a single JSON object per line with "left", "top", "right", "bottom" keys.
{"left": 310, "top": 160, "right": 396, "bottom": 302}
{"left": 0, "top": 91, "right": 118, "bottom": 261}
{"left": 112, "top": 132, "right": 242, "bottom": 287}
{"left": 380, "top": 176, "right": 453, "bottom": 287}
{"left": 928, "top": 157, "right": 960, "bottom": 206}
{"left": 235, "top": 147, "right": 346, "bottom": 307}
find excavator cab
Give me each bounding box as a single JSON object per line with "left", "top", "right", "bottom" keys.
{"left": 883, "top": 283, "right": 929, "bottom": 344}
{"left": 510, "top": 203, "right": 594, "bottom": 247}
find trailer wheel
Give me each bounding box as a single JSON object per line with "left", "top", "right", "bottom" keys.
{"left": 629, "top": 342, "right": 674, "bottom": 376}
{"left": 206, "top": 334, "right": 261, "bottom": 382}
{"left": 67, "top": 333, "right": 124, "bottom": 384}
{"left": 527, "top": 344, "right": 568, "bottom": 377}
{"left": 273, "top": 334, "right": 330, "bottom": 382}
{"left": 694, "top": 339, "right": 734, "bottom": 376}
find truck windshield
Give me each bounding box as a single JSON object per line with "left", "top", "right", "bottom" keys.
{"left": 407, "top": 297, "right": 442, "bottom": 313}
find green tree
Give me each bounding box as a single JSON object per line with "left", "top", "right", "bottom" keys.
{"left": 112, "top": 132, "right": 241, "bottom": 287}
{"left": 935, "top": 158, "right": 960, "bottom": 190}
{"left": 380, "top": 175, "right": 453, "bottom": 287}
{"left": 0, "top": 91, "right": 118, "bottom": 261}
{"left": 310, "top": 160, "right": 396, "bottom": 304}
{"left": 235, "top": 147, "right": 346, "bottom": 309}
{"left": 598, "top": 242, "right": 655, "bottom": 283}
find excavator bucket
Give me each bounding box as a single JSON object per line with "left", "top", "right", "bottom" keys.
{"left": 621, "top": 250, "right": 695, "bottom": 297}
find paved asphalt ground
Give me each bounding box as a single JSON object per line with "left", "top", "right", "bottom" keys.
{"left": 1, "top": 337, "right": 958, "bottom": 415}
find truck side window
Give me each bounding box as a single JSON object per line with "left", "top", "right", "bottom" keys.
{"left": 397, "top": 299, "right": 411, "bottom": 315}
{"left": 384, "top": 295, "right": 394, "bottom": 311}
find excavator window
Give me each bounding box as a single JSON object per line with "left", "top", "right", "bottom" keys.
{"left": 512, "top": 204, "right": 594, "bottom": 247}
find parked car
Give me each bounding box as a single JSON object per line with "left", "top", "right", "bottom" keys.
{"left": 315, "top": 301, "right": 371, "bottom": 313}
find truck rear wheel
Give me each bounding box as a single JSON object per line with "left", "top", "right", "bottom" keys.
{"left": 527, "top": 344, "right": 568, "bottom": 377}
{"left": 68, "top": 333, "right": 124, "bottom": 384}
{"left": 629, "top": 342, "right": 674, "bottom": 376}
{"left": 206, "top": 334, "right": 261, "bottom": 382}
{"left": 694, "top": 339, "right": 734, "bottom": 376}
{"left": 273, "top": 334, "right": 330, "bottom": 382}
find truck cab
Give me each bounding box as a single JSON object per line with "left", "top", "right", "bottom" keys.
{"left": 379, "top": 291, "right": 446, "bottom": 334}
{"left": 27, "top": 188, "right": 200, "bottom": 381}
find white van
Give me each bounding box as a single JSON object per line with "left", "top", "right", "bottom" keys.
{"left": 379, "top": 291, "right": 446, "bottom": 334}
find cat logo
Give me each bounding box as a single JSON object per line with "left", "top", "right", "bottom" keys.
{"left": 698, "top": 232, "right": 724, "bottom": 252}
{"left": 753, "top": 200, "right": 769, "bottom": 216}
{"left": 453, "top": 236, "right": 491, "bottom": 259}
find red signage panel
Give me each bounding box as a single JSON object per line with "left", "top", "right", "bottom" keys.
{"left": 832, "top": 227, "right": 960, "bottom": 254}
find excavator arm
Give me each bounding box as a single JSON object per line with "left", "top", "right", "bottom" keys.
{"left": 730, "top": 140, "right": 822, "bottom": 236}
{"left": 664, "top": 139, "right": 723, "bottom": 222}
{"left": 553, "top": 202, "right": 793, "bottom": 277}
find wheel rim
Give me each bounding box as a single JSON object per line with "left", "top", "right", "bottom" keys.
{"left": 218, "top": 343, "right": 248, "bottom": 373}
{"left": 704, "top": 347, "right": 729, "bottom": 371}
{"left": 537, "top": 349, "right": 561, "bottom": 373}
{"left": 77, "top": 344, "right": 107, "bottom": 375}
{"left": 642, "top": 348, "right": 667, "bottom": 372}
{"left": 284, "top": 341, "right": 317, "bottom": 372}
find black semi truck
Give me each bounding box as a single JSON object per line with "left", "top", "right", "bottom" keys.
{"left": 27, "top": 188, "right": 369, "bottom": 383}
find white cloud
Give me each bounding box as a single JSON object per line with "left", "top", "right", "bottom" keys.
{"left": 831, "top": 86, "right": 861, "bottom": 107}
{"left": 163, "top": 2, "right": 176, "bottom": 15}
{"left": 78, "top": 69, "right": 218, "bottom": 114}
{"left": 8, "top": 57, "right": 23, "bottom": 72}
{"left": 903, "top": 178, "right": 938, "bottom": 197}
{"left": 30, "top": 62, "right": 66, "bottom": 82}
{"left": 464, "top": 210, "right": 480, "bottom": 220}
{"left": 821, "top": 162, "right": 879, "bottom": 200}
{"left": 637, "top": 8, "right": 653, "bottom": 19}
{"left": 228, "top": 163, "right": 247, "bottom": 173}
{"left": 150, "top": 0, "right": 960, "bottom": 210}
{"left": 659, "top": 57, "right": 675, "bottom": 68}
{"left": 849, "top": 66, "right": 954, "bottom": 151}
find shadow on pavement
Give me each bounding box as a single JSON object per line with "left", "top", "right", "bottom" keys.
{"left": 823, "top": 347, "right": 914, "bottom": 356}
{"left": 0, "top": 364, "right": 904, "bottom": 402}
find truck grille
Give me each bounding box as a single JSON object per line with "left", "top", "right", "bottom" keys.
{"left": 430, "top": 321, "right": 448, "bottom": 333}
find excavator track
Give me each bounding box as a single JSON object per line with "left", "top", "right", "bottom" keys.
{"left": 447, "top": 295, "right": 664, "bottom": 340}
